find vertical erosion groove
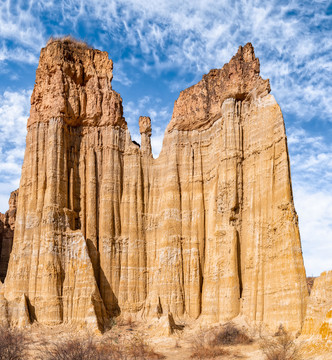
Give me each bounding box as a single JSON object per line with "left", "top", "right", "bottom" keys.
{"left": 86, "top": 148, "right": 99, "bottom": 282}
{"left": 237, "top": 230, "right": 243, "bottom": 299}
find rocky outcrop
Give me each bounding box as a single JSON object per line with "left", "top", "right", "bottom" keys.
{"left": 0, "top": 189, "right": 18, "bottom": 282}
{"left": 167, "top": 44, "right": 269, "bottom": 132}
{"left": 1, "top": 39, "right": 308, "bottom": 333}
{"left": 302, "top": 271, "right": 332, "bottom": 340}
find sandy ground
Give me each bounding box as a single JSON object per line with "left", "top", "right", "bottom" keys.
{"left": 22, "top": 319, "right": 332, "bottom": 360}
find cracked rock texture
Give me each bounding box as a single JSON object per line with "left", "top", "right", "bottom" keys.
{"left": 302, "top": 271, "right": 332, "bottom": 340}
{"left": 1, "top": 39, "right": 308, "bottom": 333}
{"left": 0, "top": 189, "right": 18, "bottom": 282}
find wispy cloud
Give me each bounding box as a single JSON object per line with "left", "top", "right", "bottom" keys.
{"left": 0, "top": 0, "right": 46, "bottom": 51}
{"left": 293, "top": 185, "right": 332, "bottom": 276}
{"left": 74, "top": 0, "right": 332, "bottom": 122}
{"left": 0, "top": 44, "right": 38, "bottom": 64}
{"left": 1, "top": 1, "right": 331, "bottom": 123}
{"left": 288, "top": 126, "right": 332, "bottom": 275}
{"left": 288, "top": 127, "right": 332, "bottom": 189}
{"left": 112, "top": 61, "right": 133, "bottom": 87}
{"left": 0, "top": 89, "right": 30, "bottom": 212}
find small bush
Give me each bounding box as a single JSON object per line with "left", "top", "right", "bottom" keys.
{"left": 0, "top": 327, "right": 29, "bottom": 360}
{"left": 38, "top": 338, "right": 125, "bottom": 360}
{"left": 260, "top": 326, "right": 302, "bottom": 360}
{"left": 39, "top": 338, "right": 102, "bottom": 360}
{"left": 190, "top": 323, "right": 252, "bottom": 359}
{"left": 210, "top": 322, "right": 252, "bottom": 346}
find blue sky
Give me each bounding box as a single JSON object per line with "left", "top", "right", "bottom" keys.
{"left": 0, "top": 0, "right": 331, "bottom": 276}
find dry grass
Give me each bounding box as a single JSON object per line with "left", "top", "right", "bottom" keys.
{"left": 35, "top": 333, "right": 165, "bottom": 360}
{"left": 260, "top": 326, "right": 302, "bottom": 360}
{"left": 0, "top": 324, "right": 164, "bottom": 360}
{"left": 124, "top": 335, "right": 165, "bottom": 359}
{"left": 190, "top": 344, "right": 230, "bottom": 359}
{"left": 37, "top": 338, "right": 107, "bottom": 360}
{"left": 0, "top": 326, "right": 30, "bottom": 360}
{"left": 46, "top": 36, "right": 91, "bottom": 49}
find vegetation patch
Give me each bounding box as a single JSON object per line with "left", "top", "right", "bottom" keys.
{"left": 46, "top": 36, "right": 91, "bottom": 49}
{"left": 260, "top": 326, "right": 302, "bottom": 360}
{"left": 209, "top": 322, "right": 253, "bottom": 346}
{"left": 190, "top": 322, "right": 251, "bottom": 359}
{"left": 0, "top": 326, "right": 29, "bottom": 360}
{"left": 37, "top": 334, "right": 165, "bottom": 360}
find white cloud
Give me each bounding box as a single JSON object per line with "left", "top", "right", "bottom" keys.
{"left": 288, "top": 126, "right": 332, "bottom": 276}
{"left": 0, "top": 0, "right": 46, "bottom": 51}
{"left": 151, "top": 126, "right": 165, "bottom": 158}
{"left": 0, "top": 89, "right": 30, "bottom": 212}
{"left": 293, "top": 185, "right": 332, "bottom": 277}
{"left": 288, "top": 127, "right": 332, "bottom": 189}
{"left": 1, "top": 0, "right": 331, "bottom": 122}
{"left": 73, "top": 0, "right": 332, "bottom": 122}
{"left": 0, "top": 44, "right": 39, "bottom": 64}
{"left": 112, "top": 62, "right": 133, "bottom": 87}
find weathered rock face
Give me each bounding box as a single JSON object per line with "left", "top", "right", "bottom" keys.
{"left": 302, "top": 271, "right": 332, "bottom": 340}
{"left": 167, "top": 44, "right": 269, "bottom": 132}
{"left": 0, "top": 189, "right": 18, "bottom": 282}
{"left": 1, "top": 39, "right": 308, "bottom": 332}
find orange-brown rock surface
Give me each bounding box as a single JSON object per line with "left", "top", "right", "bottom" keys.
{"left": 302, "top": 270, "right": 332, "bottom": 340}
{"left": 0, "top": 189, "right": 18, "bottom": 282}
{"left": 0, "top": 39, "right": 308, "bottom": 333}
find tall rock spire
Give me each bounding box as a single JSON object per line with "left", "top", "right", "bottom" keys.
{"left": 0, "top": 39, "right": 308, "bottom": 333}
{"left": 0, "top": 190, "right": 18, "bottom": 282}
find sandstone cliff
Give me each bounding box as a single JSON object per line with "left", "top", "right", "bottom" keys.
{"left": 302, "top": 270, "right": 332, "bottom": 340}
{"left": 0, "top": 189, "right": 18, "bottom": 282}
{"left": 0, "top": 39, "right": 308, "bottom": 332}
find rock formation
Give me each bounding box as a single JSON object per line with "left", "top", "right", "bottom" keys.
{"left": 0, "top": 39, "right": 308, "bottom": 332}
{"left": 302, "top": 270, "right": 332, "bottom": 340}
{"left": 0, "top": 189, "right": 18, "bottom": 282}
